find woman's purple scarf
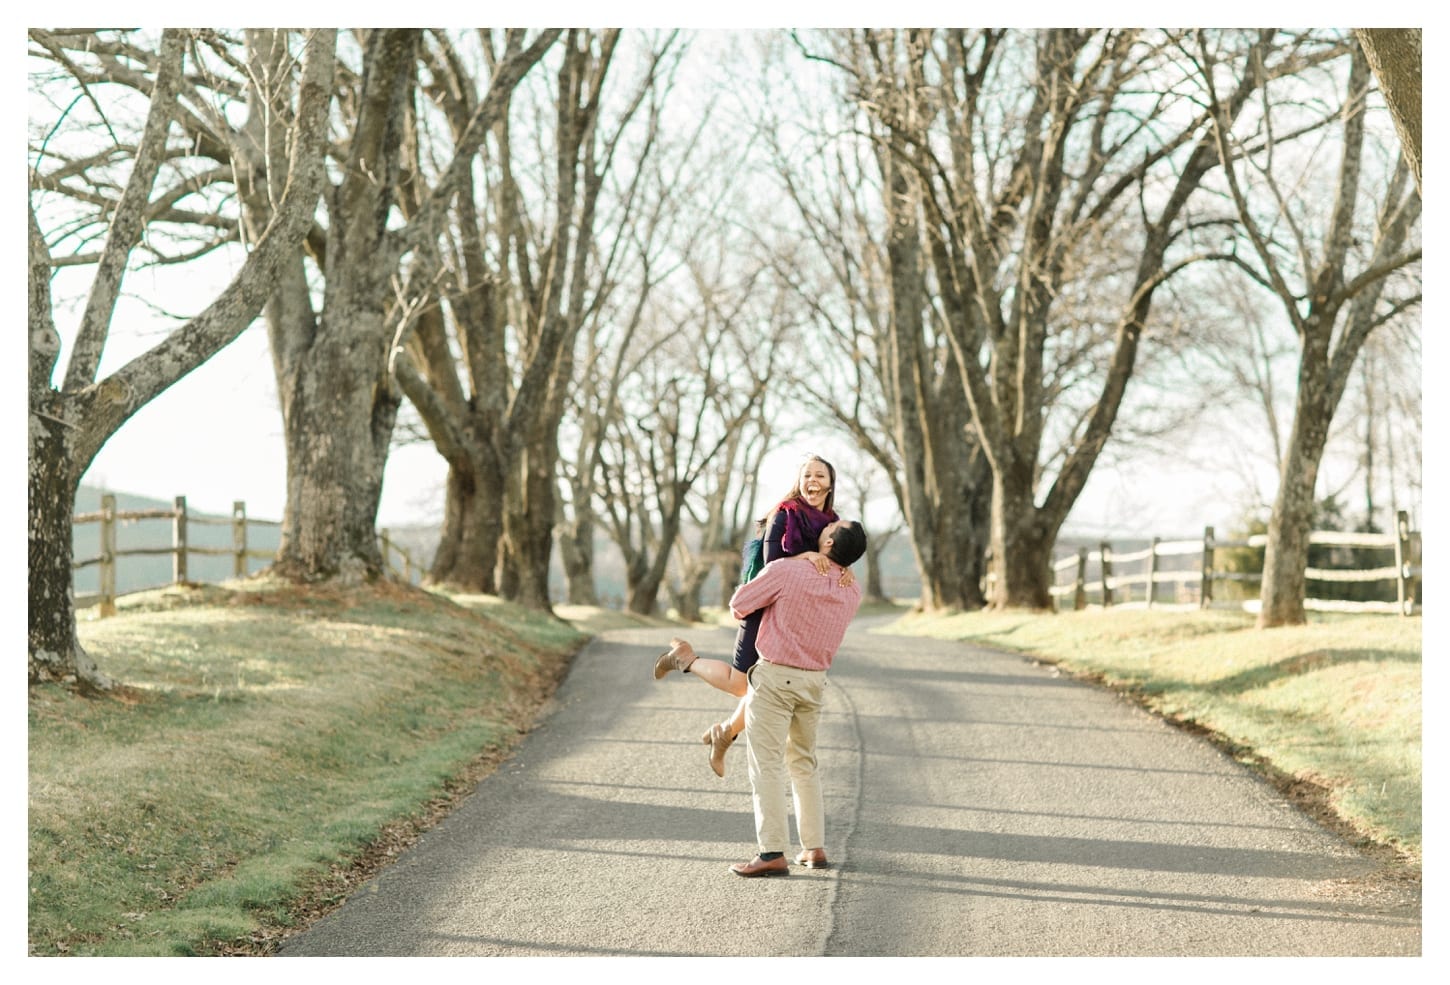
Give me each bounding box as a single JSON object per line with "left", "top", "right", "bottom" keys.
{"left": 776, "top": 497, "right": 839, "bottom": 556}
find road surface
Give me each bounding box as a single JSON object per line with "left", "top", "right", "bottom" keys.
{"left": 278, "top": 616, "right": 1420, "bottom": 957}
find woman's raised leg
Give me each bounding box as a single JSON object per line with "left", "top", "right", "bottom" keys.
{"left": 653, "top": 638, "right": 748, "bottom": 696}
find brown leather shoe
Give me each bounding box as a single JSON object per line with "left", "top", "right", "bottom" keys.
{"left": 707, "top": 722, "right": 735, "bottom": 778}
{"left": 653, "top": 639, "right": 696, "bottom": 679}
{"left": 795, "top": 848, "right": 829, "bottom": 869}
{"left": 730, "top": 854, "right": 790, "bottom": 878}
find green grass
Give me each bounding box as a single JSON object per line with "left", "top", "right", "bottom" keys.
{"left": 879, "top": 607, "right": 1422, "bottom": 866}
{"left": 29, "top": 577, "right": 589, "bottom": 956}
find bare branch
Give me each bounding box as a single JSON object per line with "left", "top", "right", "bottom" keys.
{"left": 70, "top": 29, "right": 338, "bottom": 463}
{"left": 63, "top": 29, "right": 186, "bottom": 392}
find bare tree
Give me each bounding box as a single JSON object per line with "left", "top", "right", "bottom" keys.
{"left": 756, "top": 48, "right": 990, "bottom": 611}
{"left": 394, "top": 29, "right": 672, "bottom": 609}
{"left": 554, "top": 288, "right": 663, "bottom": 606}
{"left": 28, "top": 28, "right": 337, "bottom": 687}
{"left": 869, "top": 123, "right": 992, "bottom": 610}
{"left": 838, "top": 28, "right": 1298, "bottom": 609}
{"left": 597, "top": 254, "right": 783, "bottom": 616}
{"left": 554, "top": 54, "right": 717, "bottom": 606}
{"left": 665, "top": 415, "right": 774, "bottom": 623}
{"left": 263, "top": 29, "right": 556, "bottom": 585}
{"left": 34, "top": 28, "right": 560, "bottom": 589}
{"left": 1153, "top": 252, "right": 1420, "bottom": 542}
{"left": 1199, "top": 35, "right": 1421, "bottom": 626}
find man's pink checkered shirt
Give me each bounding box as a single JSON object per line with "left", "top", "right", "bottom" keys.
{"left": 728, "top": 556, "right": 863, "bottom": 672}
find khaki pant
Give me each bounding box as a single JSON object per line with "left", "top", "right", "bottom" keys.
{"left": 744, "top": 660, "right": 828, "bottom": 855}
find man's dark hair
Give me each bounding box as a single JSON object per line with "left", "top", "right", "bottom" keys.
{"left": 827, "top": 520, "right": 867, "bottom": 567}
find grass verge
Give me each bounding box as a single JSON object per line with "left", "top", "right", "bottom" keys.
{"left": 878, "top": 607, "right": 1421, "bottom": 870}
{"left": 29, "top": 577, "right": 593, "bottom": 957}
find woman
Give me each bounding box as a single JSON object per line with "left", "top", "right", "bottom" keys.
{"left": 653, "top": 454, "right": 854, "bottom": 777}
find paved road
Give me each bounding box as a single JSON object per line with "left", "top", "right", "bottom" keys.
{"left": 278, "top": 616, "right": 1420, "bottom": 957}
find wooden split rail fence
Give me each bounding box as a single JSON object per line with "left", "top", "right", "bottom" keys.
{"left": 1050, "top": 509, "right": 1421, "bottom": 616}
{"left": 73, "top": 494, "right": 421, "bottom": 617}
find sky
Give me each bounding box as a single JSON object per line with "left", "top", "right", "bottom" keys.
{"left": 23, "top": 15, "right": 1369, "bottom": 542}
{"left": 17, "top": 11, "right": 1436, "bottom": 544}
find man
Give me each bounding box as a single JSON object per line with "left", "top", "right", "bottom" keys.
{"left": 725, "top": 518, "right": 867, "bottom": 878}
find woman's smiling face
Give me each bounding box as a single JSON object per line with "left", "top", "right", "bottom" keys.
{"left": 799, "top": 460, "right": 832, "bottom": 510}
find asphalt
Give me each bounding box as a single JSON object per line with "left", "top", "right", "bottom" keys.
{"left": 277, "top": 615, "right": 1421, "bottom": 957}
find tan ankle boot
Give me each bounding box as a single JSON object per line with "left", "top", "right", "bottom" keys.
{"left": 707, "top": 722, "right": 736, "bottom": 778}
{"left": 652, "top": 641, "right": 696, "bottom": 679}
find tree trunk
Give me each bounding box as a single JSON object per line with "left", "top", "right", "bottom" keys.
{"left": 499, "top": 442, "right": 557, "bottom": 611}
{"left": 264, "top": 29, "right": 418, "bottom": 584}
{"left": 29, "top": 202, "right": 101, "bottom": 686}
{"left": 988, "top": 470, "right": 1055, "bottom": 610}
{"left": 625, "top": 525, "right": 677, "bottom": 617}
{"left": 556, "top": 508, "right": 598, "bottom": 606}
{"left": 273, "top": 317, "right": 397, "bottom": 582}
{"left": 863, "top": 536, "right": 889, "bottom": 603}
{"left": 620, "top": 547, "right": 651, "bottom": 615}
{"left": 924, "top": 443, "right": 991, "bottom": 610}
{"left": 671, "top": 547, "right": 722, "bottom": 624}
{"left": 673, "top": 579, "right": 703, "bottom": 624}
{"left": 878, "top": 138, "right": 992, "bottom": 612}
{"left": 428, "top": 463, "right": 503, "bottom": 592}
{"left": 1259, "top": 456, "right": 1319, "bottom": 628}
{"left": 27, "top": 412, "right": 108, "bottom": 688}
{"left": 394, "top": 298, "right": 508, "bottom": 593}
{"left": 554, "top": 448, "right": 600, "bottom": 605}
{"left": 625, "top": 582, "right": 657, "bottom": 617}
{"left": 1258, "top": 339, "right": 1336, "bottom": 628}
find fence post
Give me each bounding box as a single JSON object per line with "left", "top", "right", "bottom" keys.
{"left": 1075, "top": 547, "right": 1088, "bottom": 611}
{"left": 100, "top": 493, "right": 117, "bottom": 618}
{"left": 1100, "top": 542, "right": 1114, "bottom": 608}
{"left": 173, "top": 495, "right": 189, "bottom": 584}
{"left": 233, "top": 501, "right": 247, "bottom": 577}
{"left": 1201, "top": 525, "right": 1215, "bottom": 609}
{"left": 1146, "top": 536, "right": 1160, "bottom": 608}
{"left": 1394, "top": 509, "right": 1411, "bottom": 616}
